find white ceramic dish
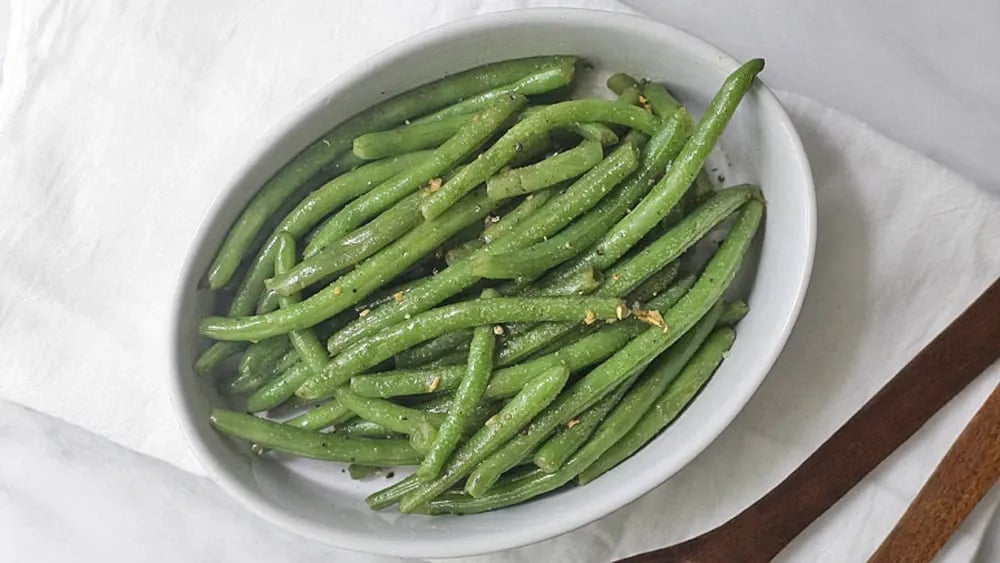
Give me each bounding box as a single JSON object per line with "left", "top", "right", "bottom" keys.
{"left": 170, "top": 8, "right": 815, "bottom": 559}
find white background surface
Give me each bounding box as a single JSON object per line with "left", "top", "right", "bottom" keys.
{"left": 1, "top": 1, "right": 999, "bottom": 562}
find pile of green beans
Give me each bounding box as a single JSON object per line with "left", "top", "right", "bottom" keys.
{"left": 199, "top": 56, "right": 766, "bottom": 514}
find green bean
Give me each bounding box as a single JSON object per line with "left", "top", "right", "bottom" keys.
{"left": 464, "top": 200, "right": 762, "bottom": 496}
{"left": 418, "top": 290, "right": 499, "bottom": 481}
{"left": 719, "top": 299, "right": 750, "bottom": 325}
{"left": 395, "top": 329, "right": 474, "bottom": 369}
{"left": 541, "top": 59, "right": 765, "bottom": 289}
{"left": 353, "top": 114, "right": 471, "bottom": 160}
{"left": 284, "top": 400, "right": 354, "bottom": 430}
{"left": 537, "top": 300, "right": 723, "bottom": 473}
{"left": 626, "top": 262, "right": 681, "bottom": 305}
{"left": 562, "top": 122, "right": 619, "bottom": 145}
{"left": 302, "top": 95, "right": 526, "bottom": 259}
{"left": 532, "top": 370, "right": 641, "bottom": 473}
{"left": 206, "top": 57, "right": 573, "bottom": 289}
{"left": 255, "top": 288, "right": 282, "bottom": 314}
{"left": 333, "top": 387, "right": 444, "bottom": 436}
{"left": 420, "top": 100, "right": 660, "bottom": 220}
{"left": 393, "top": 365, "right": 569, "bottom": 512}
{"left": 599, "top": 186, "right": 759, "bottom": 297}
{"left": 209, "top": 409, "right": 421, "bottom": 465}
{"left": 367, "top": 474, "right": 425, "bottom": 510}
{"left": 335, "top": 419, "right": 405, "bottom": 439}
{"left": 297, "top": 295, "right": 624, "bottom": 400}
{"left": 272, "top": 348, "right": 301, "bottom": 374}
{"left": 348, "top": 275, "right": 694, "bottom": 400}
{"left": 324, "top": 144, "right": 639, "bottom": 354}
{"left": 480, "top": 190, "right": 554, "bottom": 244}
{"left": 415, "top": 58, "right": 577, "bottom": 123}
{"left": 606, "top": 73, "right": 639, "bottom": 96}
{"left": 194, "top": 341, "right": 246, "bottom": 378}
{"left": 218, "top": 370, "right": 273, "bottom": 397}
{"left": 579, "top": 327, "right": 736, "bottom": 484}
{"left": 269, "top": 193, "right": 423, "bottom": 295}
{"left": 199, "top": 187, "right": 501, "bottom": 341}
{"left": 219, "top": 336, "right": 288, "bottom": 394}
{"left": 487, "top": 140, "right": 603, "bottom": 200}
{"left": 245, "top": 362, "right": 312, "bottom": 412}
{"left": 641, "top": 81, "right": 682, "bottom": 118}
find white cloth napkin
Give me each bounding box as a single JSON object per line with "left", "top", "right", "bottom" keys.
{"left": 1, "top": 1, "right": 999, "bottom": 561}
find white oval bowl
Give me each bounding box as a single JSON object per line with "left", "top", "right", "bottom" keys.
{"left": 170, "top": 8, "right": 815, "bottom": 559}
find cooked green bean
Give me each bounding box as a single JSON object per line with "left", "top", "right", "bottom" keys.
{"left": 626, "top": 262, "right": 681, "bottom": 304}
{"left": 195, "top": 341, "right": 246, "bottom": 378}
{"left": 269, "top": 193, "right": 423, "bottom": 295}
{"left": 464, "top": 200, "right": 762, "bottom": 496}
{"left": 333, "top": 387, "right": 444, "bottom": 437}
{"left": 562, "top": 122, "right": 619, "bottom": 145}
{"left": 641, "top": 81, "right": 682, "bottom": 119}
{"left": 301, "top": 95, "right": 526, "bottom": 259}
{"left": 537, "top": 300, "right": 723, "bottom": 473}
{"left": 353, "top": 114, "right": 471, "bottom": 160}
{"left": 324, "top": 144, "right": 639, "bottom": 354}
{"left": 367, "top": 473, "right": 425, "bottom": 510}
{"left": 210, "top": 409, "right": 421, "bottom": 465}
{"left": 420, "top": 100, "right": 660, "bottom": 220}
{"left": 541, "top": 59, "right": 765, "bottom": 289}
{"left": 445, "top": 239, "right": 484, "bottom": 265}
{"left": 418, "top": 290, "right": 499, "bottom": 481}
{"left": 245, "top": 362, "right": 312, "bottom": 412}
{"left": 719, "top": 299, "right": 750, "bottom": 325}
{"left": 206, "top": 57, "right": 573, "bottom": 289}
{"left": 393, "top": 365, "right": 569, "bottom": 512}
{"left": 220, "top": 336, "right": 288, "bottom": 393}
{"left": 334, "top": 419, "right": 405, "bottom": 439}
{"left": 532, "top": 370, "right": 640, "bottom": 473}
{"left": 579, "top": 327, "right": 736, "bottom": 484}
{"left": 272, "top": 347, "right": 301, "bottom": 374}
{"left": 415, "top": 58, "right": 577, "bottom": 123}
{"left": 297, "top": 295, "right": 625, "bottom": 400}
{"left": 487, "top": 140, "right": 603, "bottom": 200}
{"left": 199, "top": 187, "right": 501, "bottom": 341}
{"left": 395, "top": 329, "right": 474, "bottom": 369}
{"left": 284, "top": 400, "right": 354, "bottom": 430}
{"left": 606, "top": 73, "right": 639, "bottom": 95}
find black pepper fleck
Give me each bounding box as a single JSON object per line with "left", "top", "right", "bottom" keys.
{"left": 386, "top": 471, "right": 395, "bottom": 479}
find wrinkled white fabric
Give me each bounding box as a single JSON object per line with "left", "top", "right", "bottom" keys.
{"left": 1, "top": 1, "right": 999, "bottom": 562}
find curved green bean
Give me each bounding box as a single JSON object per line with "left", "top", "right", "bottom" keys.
{"left": 353, "top": 114, "right": 471, "bottom": 160}
{"left": 641, "top": 81, "right": 682, "bottom": 119}
{"left": 394, "top": 365, "right": 569, "bottom": 512}
{"left": 606, "top": 73, "right": 639, "bottom": 95}
{"left": 209, "top": 409, "right": 421, "bottom": 465}
{"left": 487, "top": 140, "right": 603, "bottom": 200}
{"left": 195, "top": 341, "right": 246, "bottom": 378}
{"left": 541, "top": 59, "right": 764, "bottom": 289}
{"left": 420, "top": 100, "right": 660, "bottom": 220}
{"left": 333, "top": 388, "right": 444, "bottom": 435}
{"left": 578, "top": 327, "right": 736, "bottom": 484}
{"left": 297, "top": 295, "right": 624, "bottom": 400}
{"left": 480, "top": 190, "right": 554, "bottom": 244}
{"left": 285, "top": 400, "right": 354, "bottom": 430}
{"left": 464, "top": 200, "right": 762, "bottom": 496}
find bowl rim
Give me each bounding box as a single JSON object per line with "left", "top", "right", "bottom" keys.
{"left": 168, "top": 7, "right": 816, "bottom": 558}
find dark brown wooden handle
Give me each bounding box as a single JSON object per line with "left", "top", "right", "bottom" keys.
{"left": 620, "top": 277, "right": 1000, "bottom": 563}
{"left": 868, "top": 382, "right": 1000, "bottom": 563}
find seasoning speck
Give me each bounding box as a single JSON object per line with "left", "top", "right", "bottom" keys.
{"left": 567, "top": 419, "right": 581, "bottom": 429}
{"left": 583, "top": 310, "right": 597, "bottom": 325}
{"left": 526, "top": 194, "right": 534, "bottom": 201}
{"left": 393, "top": 291, "right": 405, "bottom": 302}
{"left": 493, "top": 325, "right": 505, "bottom": 336}
{"left": 359, "top": 308, "right": 371, "bottom": 318}
{"left": 333, "top": 286, "right": 343, "bottom": 295}
{"left": 386, "top": 471, "right": 395, "bottom": 479}
{"left": 634, "top": 308, "right": 665, "bottom": 328}
{"left": 427, "top": 177, "right": 443, "bottom": 193}
{"left": 428, "top": 375, "right": 442, "bottom": 392}
{"left": 611, "top": 273, "right": 621, "bottom": 281}
{"left": 616, "top": 303, "right": 628, "bottom": 321}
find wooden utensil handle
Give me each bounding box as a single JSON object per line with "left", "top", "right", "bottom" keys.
{"left": 620, "top": 277, "right": 1000, "bottom": 563}
{"left": 868, "top": 382, "right": 1000, "bottom": 563}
